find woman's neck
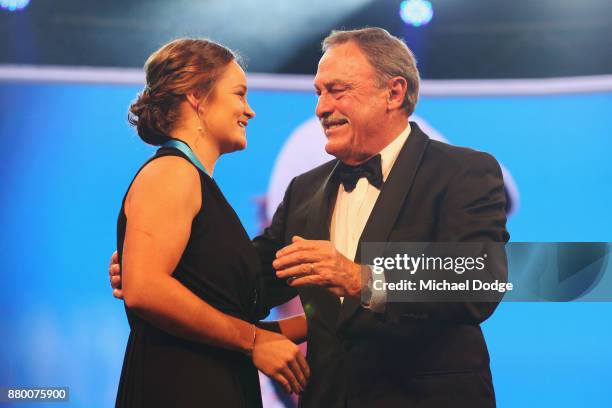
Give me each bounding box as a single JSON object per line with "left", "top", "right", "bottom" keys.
{"left": 169, "top": 130, "right": 219, "bottom": 176}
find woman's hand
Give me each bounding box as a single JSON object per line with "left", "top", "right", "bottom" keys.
{"left": 252, "top": 328, "right": 310, "bottom": 395}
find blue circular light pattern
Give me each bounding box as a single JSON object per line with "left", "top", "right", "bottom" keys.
{"left": 399, "top": 0, "right": 433, "bottom": 27}
{"left": 0, "top": 0, "right": 30, "bottom": 11}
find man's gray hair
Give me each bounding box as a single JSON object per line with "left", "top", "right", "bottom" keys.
{"left": 322, "top": 27, "right": 420, "bottom": 117}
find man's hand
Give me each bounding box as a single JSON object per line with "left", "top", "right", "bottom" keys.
{"left": 273, "top": 236, "right": 362, "bottom": 298}
{"left": 109, "top": 251, "right": 123, "bottom": 299}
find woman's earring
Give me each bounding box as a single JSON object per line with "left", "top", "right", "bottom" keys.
{"left": 196, "top": 104, "right": 204, "bottom": 132}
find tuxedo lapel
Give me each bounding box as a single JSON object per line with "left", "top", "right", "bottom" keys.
{"left": 300, "top": 161, "right": 342, "bottom": 322}
{"left": 336, "top": 123, "right": 430, "bottom": 328}
{"left": 304, "top": 161, "right": 340, "bottom": 241}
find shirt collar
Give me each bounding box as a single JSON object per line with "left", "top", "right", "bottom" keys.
{"left": 379, "top": 122, "right": 411, "bottom": 182}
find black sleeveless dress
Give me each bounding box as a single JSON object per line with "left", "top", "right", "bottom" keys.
{"left": 115, "top": 147, "right": 263, "bottom": 407}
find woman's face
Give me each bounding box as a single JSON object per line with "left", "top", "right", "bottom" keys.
{"left": 201, "top": 60, "right": 255, "bottom": 153}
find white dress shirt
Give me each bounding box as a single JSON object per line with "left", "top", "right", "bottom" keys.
{"left": 330, "top": 123, "right": 411, "bottom": 306}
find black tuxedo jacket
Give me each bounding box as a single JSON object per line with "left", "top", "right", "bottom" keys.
{"left": 253, "top": 122, "right": 510, "bottom": 408}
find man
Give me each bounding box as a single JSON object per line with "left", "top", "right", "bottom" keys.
{"left": 111, "top": 27, "right": 509, "bottom": 407}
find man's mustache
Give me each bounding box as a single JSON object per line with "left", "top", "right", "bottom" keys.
{"left": 320, "top": 116, "right": 349, "bottom": 128}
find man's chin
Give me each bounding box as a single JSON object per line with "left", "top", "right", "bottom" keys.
{"left": 324, "top": 142, "right": 349, "bottom": 161}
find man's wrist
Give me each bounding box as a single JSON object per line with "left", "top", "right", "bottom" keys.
{"left": 361, "top": 265, "right": 386, "bottom": 313}
{"left": 348, "top": 262, "right": 364, "bottom": 298}
{"left": 360, "top": 265, "right": 373, "bottom": 307}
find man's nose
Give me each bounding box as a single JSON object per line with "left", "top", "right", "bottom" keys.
{"left": 315, "top": 94, "right": 333, "bottom": 119}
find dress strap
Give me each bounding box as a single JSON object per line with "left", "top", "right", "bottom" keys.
{"left": 161, "top": 139, "right": 209, "bottom": 176}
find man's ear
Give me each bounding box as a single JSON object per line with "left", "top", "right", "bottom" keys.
{"left": 387, "top": 76, "right": 408, "bottom": 111}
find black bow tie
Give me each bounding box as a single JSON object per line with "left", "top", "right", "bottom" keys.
{"left": 335, "top": 154, "right": 383, "bottom": 193}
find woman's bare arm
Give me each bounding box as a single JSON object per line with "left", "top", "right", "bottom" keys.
{"left": 258, "top": 314, "right": 307, "bottom": 344}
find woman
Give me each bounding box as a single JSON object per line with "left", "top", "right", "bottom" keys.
{"left": 115, "top": 38, "right": 308, "bottom": 407}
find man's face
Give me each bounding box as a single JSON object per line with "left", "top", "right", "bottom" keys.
{"left": 314, "top": 41, "right": 388, "bottom": 164}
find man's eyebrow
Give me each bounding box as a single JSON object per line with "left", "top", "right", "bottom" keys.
{"left": 314, "top": 80, "right": 352, "bottom": 93}
{"left": 327, "top": 80, "right": 352, "bottom": 88}
{"left": 234, "top": 84, "right": 247, "bottom": 91}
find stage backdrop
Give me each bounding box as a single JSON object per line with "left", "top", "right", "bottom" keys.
{"left": 0, "top": 73, "right": 611, "bottom": 407}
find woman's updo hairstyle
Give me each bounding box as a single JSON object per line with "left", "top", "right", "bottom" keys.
{"left": 128, "top": 38, "right": 238, "bottom": 145}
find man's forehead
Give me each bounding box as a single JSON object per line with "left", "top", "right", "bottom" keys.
{"left": 314, "top": 42, "right": 373, "bottom": 85}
